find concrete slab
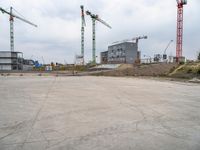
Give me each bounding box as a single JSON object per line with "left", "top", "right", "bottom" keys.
{"left": 0, "top": 76, "right": 200, "bottom": 150}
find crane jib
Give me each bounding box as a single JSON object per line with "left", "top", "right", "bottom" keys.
{"left": 0, "top": 7, "right": 37, "bottom": 27}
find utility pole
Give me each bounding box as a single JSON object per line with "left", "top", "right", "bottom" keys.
{"left": 86, "top": 10, "right": 111, "bottom": 64}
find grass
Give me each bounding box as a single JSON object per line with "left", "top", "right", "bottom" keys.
{"left": 169, "top": 62, "right": 200, "bottom": 79}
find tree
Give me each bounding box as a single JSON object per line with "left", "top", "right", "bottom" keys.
{"left": 198, "top": 51, "right": 200, "bottom": 61}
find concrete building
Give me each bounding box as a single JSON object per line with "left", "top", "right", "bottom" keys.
{"left": 100, "top": 51, "right": 108, "bottom": 64}
{"left": 101, "top": 42, "right": 140, "bottom": 64}
{"left": 23, "top": 59, "right": 34, "bottom": 71}
{"left": 0, "top": 51, "right": 23, "bottom": 71}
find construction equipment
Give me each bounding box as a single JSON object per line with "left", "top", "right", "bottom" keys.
{"left": 163, "top": 40, "right": 173, "bottom": 59}
{"left": 0, "top": 7, "right": 37, "bottom": 51}
{"left": 86, "top": 10, "right": 111, "bottom": 64}
{"left": 80, "top": 5, "right": 86, "bottom": 64}
{"left": 132, "top": 36, "right": 147, "bottom": 64}
{"left": 132, "top": 36, "right": 148, "bottom": 45}
{"left": 113, "top": 36, "right": 147, "bottom": 45}
{"left": 154, "top": 54, "right": 162, "bottom": 62}
{"left": 176, "top": 0, "right": 187, "bottom": 62}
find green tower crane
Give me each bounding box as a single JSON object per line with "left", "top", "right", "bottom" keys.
{"left": 86, "top": 10, "right": 111, "bottom": 65}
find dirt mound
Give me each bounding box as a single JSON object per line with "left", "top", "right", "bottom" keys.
{"left": 96, "top": 63, "right": 178, "bottom": 77}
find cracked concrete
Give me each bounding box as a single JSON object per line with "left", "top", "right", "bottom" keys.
{"left": 0, "top": 76, "right": 200, "bottom": 150}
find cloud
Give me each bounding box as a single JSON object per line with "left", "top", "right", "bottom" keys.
{"left": 0, "top": 0, "right": 199, "bottom": 63}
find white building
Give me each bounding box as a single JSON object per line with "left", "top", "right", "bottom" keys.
{"left": 0, "top": 51, "right": 23, "bottom": 71}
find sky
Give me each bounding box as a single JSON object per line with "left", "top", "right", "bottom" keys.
{"left": 0, "top": 0, "right": 199, "bottom": 64}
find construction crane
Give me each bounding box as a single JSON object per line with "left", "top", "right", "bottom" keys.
{"left": 0, "top": 7, "right": 37, "bottom": 52}
{"left": 176, "top": 0, "right": 187, "bottom": 62}
{"left": 129, "top": 36, "right": 148, "bottom": 64}
{"left": 132, "top": 36, "right": 148, "bottom": 45}
{"left": 113, "top": 36, "right": 147, "bottom": 45}
{"left": 86, "top": 10, "right": 111, "bottom": 64}
{"left": 163, "top": 40, "right": 173, "bottom": 60}
{"left": 80, "top": 5, "right": 86, "bottom": 64}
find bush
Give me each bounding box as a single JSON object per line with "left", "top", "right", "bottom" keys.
{"left": 179, "top": 61, "right": 185, "bottom": 65}
{"left": 169, "top": 66, "right": 176, "bottom": 73}
{"left": 177, "top": 66, "right": 184, "bottom": 71}
{"left": 197, "top": 68, "right": 200, "bottom": 75}
{"left": 187, "top": 68, "right": 193, "bottom": 73}
{"left": 198, "top": 51, "right": 200, "bottom": 61}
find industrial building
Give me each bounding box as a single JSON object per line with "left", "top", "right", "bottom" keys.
{"left": 0, "top": 51, "right": 34, "bottom": 71}
{"left": 101, "top": 42, "right": 140, "bottom": 64}
{"left": 100, "top": 51, "right": 108, "bottom": 64}
{"left": 0, "top": 51, "right": 23, "bottom": 70}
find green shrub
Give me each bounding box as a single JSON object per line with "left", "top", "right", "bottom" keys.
{"left": 187, "top": 68, "right": 193, "bottom": 73}
{"left": 169, "top": 66, "right": 176, "bottom": 73}
{"left": 197, "top": 68, "right": 200, "bottom": 75}
{"left": 177, "top": 66, "right": 184, "bottom": 71}
{"left": 198, "top": 52, "right": 200, "bottom": 61}
{"left": 179, "top": 61, "right": 185, "bottom": 65}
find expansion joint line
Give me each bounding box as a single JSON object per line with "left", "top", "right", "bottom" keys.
{"left": 19, "top": 77, "right": 57, "bottom": 149}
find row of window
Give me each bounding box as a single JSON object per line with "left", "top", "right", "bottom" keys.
{"left": 108, "top": 55, "right": 125, "bottom": 59}
{"left": 108, "top": 57, "right": 126, "bottom": 62}
{"left": 109, "top": 48, "right": 125, "bottom": 53}
{"left": 109, "top": 49, "right": 126, "bottom": 57}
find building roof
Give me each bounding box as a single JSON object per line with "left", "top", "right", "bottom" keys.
{"left": 108, "top": 41, "right": 136, "bottom": 47}
{"left": 0, "top": 51, "right": 23, "bottom": 54}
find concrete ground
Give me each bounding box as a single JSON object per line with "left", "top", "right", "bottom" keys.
{"left": 0, "top": 76, "right": 200, "bottom": 150}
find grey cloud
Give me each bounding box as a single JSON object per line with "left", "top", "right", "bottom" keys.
{"left": 0, "top": 0, "right": 199, "bottom": 63}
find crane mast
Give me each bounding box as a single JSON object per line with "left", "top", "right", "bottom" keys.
{"left": 92, "top": 18, "right": 96, "bottom": 64}
{"left": 80, "top": 5, "right": 86, "bottom": 64}
{"left": 0, "top": 6, "right": 37, "bottom": 52}
{"left": 133, "top": 36, "right": 147, "bottom": 64}
{"left": 176, "top": 0, "right": 187, "bottom": 62}
{"left": 10, "top": 7, "right": 14, "bottom": 51}
{"left": 86, "top": 10, "right": 111, "bottom": 64}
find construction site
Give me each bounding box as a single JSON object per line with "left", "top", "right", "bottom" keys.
{"left": 0, "top": 0, "right": 200, "bottom": 150}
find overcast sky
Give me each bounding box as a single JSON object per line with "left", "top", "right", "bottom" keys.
{"left": 0, "top": 0, "right": 199, "bottom": 63}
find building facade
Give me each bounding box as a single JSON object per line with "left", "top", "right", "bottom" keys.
{"left": 0, "top": 51, "right": 23, "bottom": 70}
{"left": 101, "top": 42, "right": 139, "bottom": 64}
{"left": 100, "top": 51, "right": 108, "bottom": 64}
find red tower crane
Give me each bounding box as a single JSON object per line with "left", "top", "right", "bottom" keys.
{"left": 176, "top": 0, "right": 187, "bottom": 62}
